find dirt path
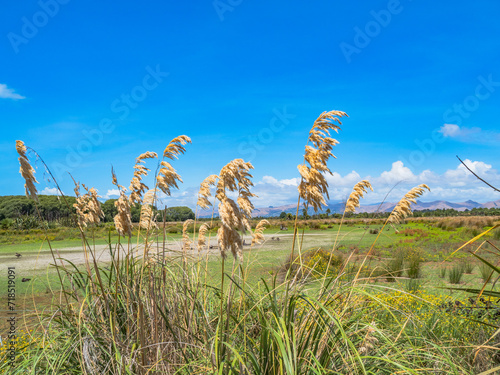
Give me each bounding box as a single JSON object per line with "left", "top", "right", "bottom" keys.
{"left": 0, "top": 233, "right": 334, "bottom": 274}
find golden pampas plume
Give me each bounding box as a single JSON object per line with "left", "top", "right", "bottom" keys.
{"left": 388, "top": 184, "right": 430, "bottom": 224}
{"left": 298, "top": 111, "right": 347, "bottom": 212}
{"left": 139, "top": 189, "right": 157, "bottom": 230}
{"left": 16, "top": 140, "right": 38, "bottom": 202}
{"left": 197, "top": 223, "right": 210, "bottom": 251}
{"left": 182, "top": 219, "right": 194, "bottom": 251}
{"left": 73, "top": 182, "right": 104, "bottom": 228}
{"left": 157, "top": 136, "right": 190, "bottom": 196}
{"left": 129, "top": 151, "right": 158, "bottom": 205}
{"left": 216, "top": 159, "right": 255, "bottom": 260}
{"left": 163, "top": 135, "right": 191, "bottom": 160}
{"left": 197, "top": 174, "right": 218, "bottom": 210}
{"left": 345, "top": 180, "right": 373, "bottom": 214}
{"left": 114, "top": 189, "right": 133, "bottom": 237}
{"left": 251, "top": 219, "right": 269, "bottom": 246}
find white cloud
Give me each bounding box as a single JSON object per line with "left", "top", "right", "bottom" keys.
{"left": 0, "top": 84, "right": 25, "bottom": 100}
{"left": 439, "top": 124, "right": 499, "bottom": 143}
{"left": 249, "top": 159, "right": 500, "bottom": 206}
{"left": 377, "top": 161, "right": 417, "bottom": 185}
{"left": 41, "top": 187, "right": 62, "bottom": 195}
{"left": 103, "top": 189, "right": 120, "bottom": 199}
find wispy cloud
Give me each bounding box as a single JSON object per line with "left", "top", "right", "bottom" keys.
{"left": 0, "top": 83, "right": 25, "bottom": 100}
{"left": 41, "top": 187, "right": 63, "bottom": 196}
{"left": 439, "top": 124, "right": 500, "bottom": 143}
{"left": 247, "top": 159, "right": 500, "bottom": 207}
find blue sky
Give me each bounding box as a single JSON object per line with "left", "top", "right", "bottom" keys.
{"left": 1, "top": 0, "right": 500, "bottom": 208}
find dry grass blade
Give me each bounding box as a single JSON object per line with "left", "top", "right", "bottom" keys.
{"left": 345, "top": 180, "right": 373, "bottom": 214}
{"left": 16, "top": 140, "right": 39, "bottom": 201}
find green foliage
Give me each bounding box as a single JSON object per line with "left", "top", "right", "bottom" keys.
{"left": 462, "top": 259, "right": 474, "bottom": 274}
{"left": 448, "top": 264, "right": 464, "bottom": 284}
{"left": 439, "top": 266, "right": 447, "bottom": 279}
{"left": 385, "top": 248, "right": 404, "bottom": 282}
{"left": 163, "top": 206, "right": 195, "bottom": 221}
{"left": 406, "top": 249, "right": 424, "bottom": 279}
{"left": 0, "top": 195, "right": 76, "bottom": 221}
{"left": 479, "top": 262, "right": 492, "bottom": 283}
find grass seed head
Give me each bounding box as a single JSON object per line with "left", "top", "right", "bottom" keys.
{"left": 129, "top": 151, "right": 158, "bottom": 205}
{"left": 197, "top": 174, "right": 218, "bottom": 209}
{"left": 298, "top": 111, "right": 347, "bottom": 212}
{"left": 16, "top": 140, "right": 39, "bottom": 202}
{"left": 163, "top": 135, "right": 191, "bottom": 160}
{"left": 388, "top": 184, "right": 430, "bottom": 224}
{"left": 197, "top": 223, "right": 210, "bottom": 251}
{"left": 182, "top": 219, "right": 194, "bottom": 251}
{"left": 345, "top": 180, "right": 373, "bottom": 214}
{"left": 251, "top": 219, "right": 269, "bottom": 246}
{"left": 139, "top": 189, "right": 157, "bottom": 230}
{"left": 114, "top": 190, "right": 133, "bottom": 237}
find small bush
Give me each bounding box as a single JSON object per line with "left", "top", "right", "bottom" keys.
{"left": 439, "top": 267, "right": 447, "bottom": 279}
{"left": 406, "top": 249, "right": 424, "bottom": 279}
{"left": 166, "top": 226, "right": 180, "bottom": 234}
{"left": 493, "top": 228, "right": 500, "bottom": 240}
{"left": 479, "top": 262, "right": 493, "bottom": 283}
{"left": 448, "top": 264, "right": 464, "bottom": 284}
{"left": 385, "top": 249, "right": 405, "bottom": 282}
{"left": 462, "top": 260, "right": 474, "bottom": 274}
{"left": 405, "top": 278, "right": 421, "bottom": 294}
{"left": 281, "top": 248, "right": 344, "bottom": 281}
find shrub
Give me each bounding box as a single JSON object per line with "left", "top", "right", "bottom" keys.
{"left": 385, "top": 249, "right": 405, "bottom": 282}
{"left": 406, "top": 249, "right": 424, "bottom": 279}
{"left": 448, "top": 264, "right": 464, "bottom": 284}
{"left": 479, "top": 262, "right": 493, "bottom": 283}
{"left": 405, "top": 278, "right": 421, "bottom": 294}
{"left": 462, "top": 260, "right": 474, "bottom": 274}
{"left": 439, "top": 266, "right": 447, "bottom": 279}
{"left": 0, "top": 218, "right": 13, "bottom": 229}
{"left": 282, "top": 248, "right": 344, "bottom": 281}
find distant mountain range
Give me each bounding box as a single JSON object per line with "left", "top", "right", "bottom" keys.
{"left": 198, "top": 199, "right": 500, "bottom": 218}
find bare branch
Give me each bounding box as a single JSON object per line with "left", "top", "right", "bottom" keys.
{"left": 457, "top": 155, "right": 500, "bottom": 193}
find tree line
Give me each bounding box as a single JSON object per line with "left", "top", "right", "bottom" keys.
{"left": 0, "top": 195, "right": 194, "bottom": 226}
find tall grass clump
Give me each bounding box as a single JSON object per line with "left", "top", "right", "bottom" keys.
{"left": 9, "top": 119, "right": 487, "bottom": 374}
{"left": 448, "top": 264, "right": 465, "bottom": 284}
{"left": 479, "top": 261, "right": 493, "bottom": 283}
{"left": 385, "top": 248, "right": 404, "bottom": 282}
{"left": 406, "top": 249, "right": 424, "bottom": 279}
